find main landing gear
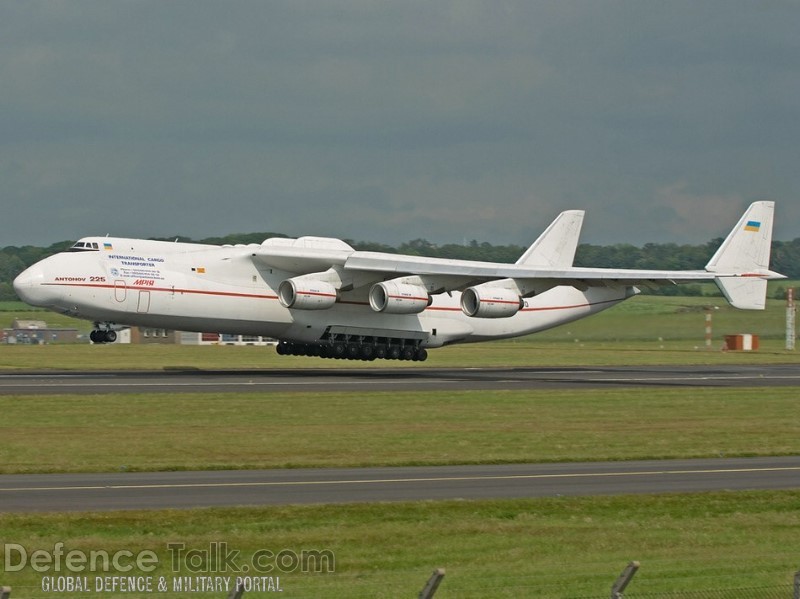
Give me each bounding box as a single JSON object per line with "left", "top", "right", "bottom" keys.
{"left": 276, "top": 341, "right": 428, "bottom": 362}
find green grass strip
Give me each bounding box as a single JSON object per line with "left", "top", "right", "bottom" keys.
{"left": 1, "top": 491, "right": 799, "bottom": 597}
{"left": 2, "top": 388, "right": 799, "bottom": 474}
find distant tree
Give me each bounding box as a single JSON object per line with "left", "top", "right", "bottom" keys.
{"left": 772, "top": 239, "right": 800, "bottom": 278}
{"left": 349, "top": 240, "right": 399, "bottom": 253}
{"left": 0, "top": 282, "right": 16, "bottom": 301}
{"left": 0, "top": 253, "right": 26, "bottom": 282}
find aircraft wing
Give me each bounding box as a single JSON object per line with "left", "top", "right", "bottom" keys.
{"left": 343, "top": 251, "right": 725, "bottom": 290}
{"left": 252, "top": 244, "right": 741, "bottom": 286}
{"left": 250, "top": 202, "right": 783, "bottom": 310}
{"left": 345, "top": 252, "right": 717, "bottom": 281}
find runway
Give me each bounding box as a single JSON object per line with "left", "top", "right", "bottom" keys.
{"left": 1, "top": 456, "right": 799, "bottom": 512}
{"left": 1, "top": 364, "right": 800, "bottom": 395}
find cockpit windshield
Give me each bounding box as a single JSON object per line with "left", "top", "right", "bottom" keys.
{"left": 66, "top": 240, "right": 100, "bottom": 252}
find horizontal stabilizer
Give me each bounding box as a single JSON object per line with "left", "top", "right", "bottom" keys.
{"left": 715, "top": 277, "right": 768, "bottom": 310}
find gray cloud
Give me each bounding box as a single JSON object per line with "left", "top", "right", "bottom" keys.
{"left": 1, "top": 1, "right": 798, "bottom": 248}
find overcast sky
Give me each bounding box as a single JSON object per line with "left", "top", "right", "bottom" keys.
{"left": 2, "top": 1, "right": 798, "bottom": 249}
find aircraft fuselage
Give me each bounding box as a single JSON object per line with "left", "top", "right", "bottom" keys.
{"left": 14, "top": 237, "right": 632, "bottom": 349}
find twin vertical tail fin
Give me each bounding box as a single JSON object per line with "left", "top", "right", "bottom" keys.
{"left": 705, "top": 201, "right": 784, "bottom": 309}
{"left": 516, "top": 210, "right": 585, "bottom": 268}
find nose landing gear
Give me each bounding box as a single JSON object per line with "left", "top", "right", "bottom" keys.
{"left": 90, "top": 328, "right": 118, "bottom": 344}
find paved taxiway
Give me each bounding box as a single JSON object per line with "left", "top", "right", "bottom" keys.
{"left": 1, "top": 457, "right": 799, "bottom": 512}
{"left": 1, "top": 364, "right": 799, "bottom": 395}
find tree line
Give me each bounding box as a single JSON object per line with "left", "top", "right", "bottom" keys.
{"left": 2, "top": 235, "right": 799, "bottom": 302}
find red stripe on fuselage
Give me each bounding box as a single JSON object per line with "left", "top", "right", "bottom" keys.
{"left": 43, "top": 282, "right": 279, "bottom": 301}
{"left": 42, "top": 283, "right": 624, "bottom": 312}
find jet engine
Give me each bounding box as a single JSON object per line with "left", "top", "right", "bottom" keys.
{"left": 461, "top": 284, "right": 523, "bottom": 318}
{"left": 369, "top": 280, "right": 431, "bottom": 314}
{"left": 278, "top": 278, "right": 337, "bottom": 310}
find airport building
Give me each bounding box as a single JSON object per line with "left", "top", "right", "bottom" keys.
{"left": 2, "top": 319, "right": 79, "bottom": 345}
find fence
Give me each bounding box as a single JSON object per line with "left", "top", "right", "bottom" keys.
{"left": 2, "top": 565, "right": 798, "bottom": 597}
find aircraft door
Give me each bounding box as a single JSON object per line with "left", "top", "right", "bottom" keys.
{"left": 137, "top": 291, "right": 151, "bottom": 313}
{"left": 114, "top": 280, "right": 127, "bottom": 302}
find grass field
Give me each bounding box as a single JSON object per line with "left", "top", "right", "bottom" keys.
{"left": 2, "top": 492, "right": 798, "bottom": 598}
{"left": 2, "top": 387, "right": 799, "bottom": 474}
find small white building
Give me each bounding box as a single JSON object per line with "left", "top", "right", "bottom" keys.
{"left": 180, "top": 332, "right": 277, "bottom": 346}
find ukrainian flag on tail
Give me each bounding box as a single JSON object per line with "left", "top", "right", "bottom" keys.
{"left": 744, "top": 220, "right": 761, "bottom": 232}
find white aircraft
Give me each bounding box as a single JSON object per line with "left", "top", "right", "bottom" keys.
{"left": 14, "top": 201, "right": 783, "bottom": 361}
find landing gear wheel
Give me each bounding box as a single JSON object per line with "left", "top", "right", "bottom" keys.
{"left": 90, "top": 330, "right": 116, "bottom": 343}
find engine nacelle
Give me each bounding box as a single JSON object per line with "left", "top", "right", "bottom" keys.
{"left": 278, "top": 278, "right": 337, "bottom": 310}
{"left": 369, "top": 281, "right": 431, "bottom": 314}
{"left": 461, "top": 285, "right": 523, "bottom": 318}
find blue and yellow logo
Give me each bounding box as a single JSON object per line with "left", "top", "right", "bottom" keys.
{"left": 744, "top": 220, "right": 761, "bottom": 233}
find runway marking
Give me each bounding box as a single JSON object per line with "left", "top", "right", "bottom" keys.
{"left": 0, "top": 379, "right": 461, "bottom": 389}
{"left": 1, "top": 374, "right": 799, "bottom": 390}
{"left": 3, "top": 465, "right": 799, "bottom": 493}
{"left": 0, "top": 374, "right": 115, "bottom": 378}
{"left": 585, "top": 375, "right": 800, "bottom": 383}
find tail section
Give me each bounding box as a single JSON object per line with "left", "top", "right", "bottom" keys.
{"left": 705, "top": 201, "right": 783, "bottom": 310}
{"left": 516, "top": 210, "right": 585, "bottom": 268}
{"left": 706, "top": 201, "right": 775, "bottom": 274}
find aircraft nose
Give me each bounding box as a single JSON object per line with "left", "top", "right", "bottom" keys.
{"left": 13, "top": 263, "right": 47, "bottom": 306}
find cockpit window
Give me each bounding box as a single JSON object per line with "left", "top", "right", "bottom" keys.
{"left": 67, "top": 241, "right": 101, "bottom": 252}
